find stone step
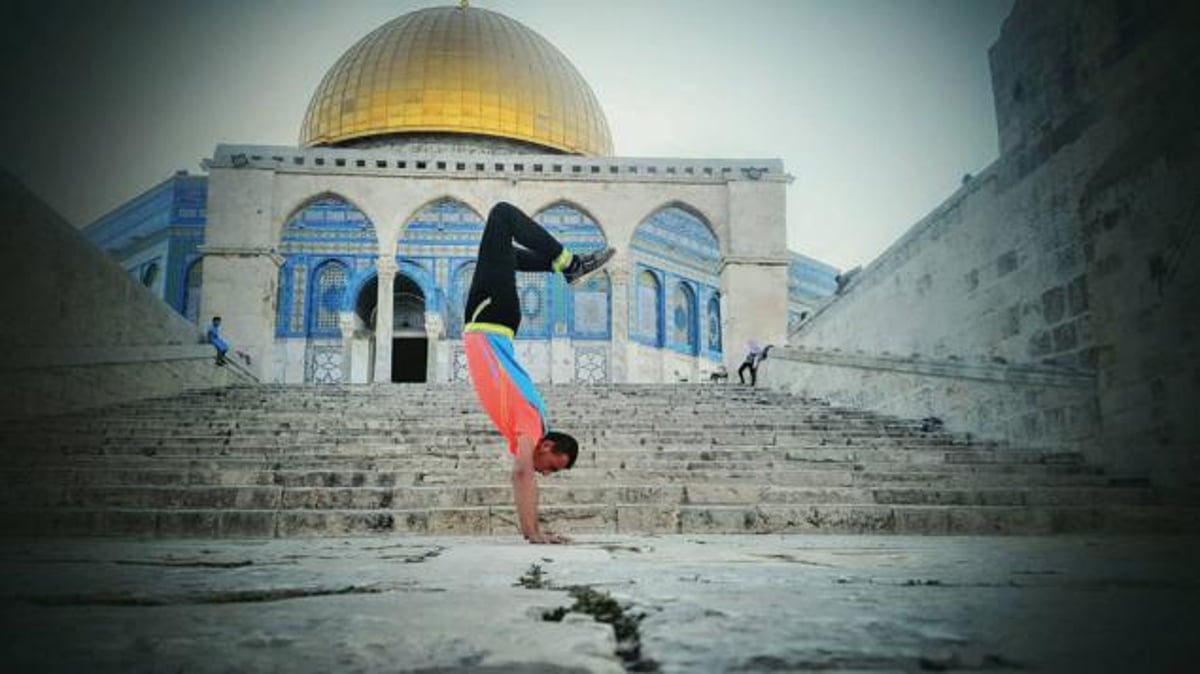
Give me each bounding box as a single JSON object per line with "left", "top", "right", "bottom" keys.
{"left": 3, "top": 442, "right": 1080, "bottom": 468}
{"left": 1, "top": 457, "right": 1105, "bottom": 481}
{"left": 2, "top": 503, "right": 1196, "bottom": 539}
{"left": 1, "top": 382, "right": 1180, "bottom": 538}
{"left": 2, "top": 483, "right": 1158, "bottom": 511}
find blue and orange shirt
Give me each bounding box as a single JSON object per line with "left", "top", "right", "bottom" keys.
{"left": 463, "top": 322, "right": 548, "bottom": 455}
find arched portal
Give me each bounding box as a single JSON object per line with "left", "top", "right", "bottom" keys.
{"left": 354, "top": 274, "right": 428, "bottom": 383}
{"left": 391, "top": 275, "right": 427, "bottom": 383}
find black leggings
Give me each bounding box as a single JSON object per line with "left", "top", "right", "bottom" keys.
{"left": 464, "top": 202, "right": 565, "bottom": 333}
{"left": 738, "top": 361, "right": 757, "bottom": 385}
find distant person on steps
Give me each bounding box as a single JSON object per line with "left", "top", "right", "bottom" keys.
{"left": 738, "top": 339, "right": 772, "bottom": 386}
{"left": 207, "top": 316, "right": 229, "bottom": 366}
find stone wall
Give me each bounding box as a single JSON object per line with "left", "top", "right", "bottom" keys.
{"left": 0, "top": 171, "right": 255, "bottom": 418}
{"left": 783, "top": 0, "right": 1198, "bottom": 484}
{"left": 762, "top": 346, "right": 1097, "bottom": 453}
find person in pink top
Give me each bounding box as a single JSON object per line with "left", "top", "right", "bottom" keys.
{"left": 463, "top": 202, "right": 615, "bottom": 544}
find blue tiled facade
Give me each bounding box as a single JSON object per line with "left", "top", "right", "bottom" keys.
{"left": 83, "top": 172, "right": 207, "bottom": 322}
{"left": 86, "top": 174, "right": 838, "bottom": 379}
{"left": 787, "top": 251, "right": 840, "bottom": 331}
{"left": 274, "top": 196, "right": 612, "bottom": 343}
{"left": 630, "top": 206, "right": 722, "bottom": 360}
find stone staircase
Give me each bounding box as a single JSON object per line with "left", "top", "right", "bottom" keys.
{"left": 0, "top": 384, "right": 1194, "bottom": 538}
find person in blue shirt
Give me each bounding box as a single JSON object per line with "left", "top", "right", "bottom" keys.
{"left": 207, "top": 316, "right": 229, "bottom": 366}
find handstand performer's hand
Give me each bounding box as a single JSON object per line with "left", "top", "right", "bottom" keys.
{"left": 513, "top": 435, "right": 576, "bottom": 544}
{"left": 525, "top": 531, "right": 572, "bottom": 545}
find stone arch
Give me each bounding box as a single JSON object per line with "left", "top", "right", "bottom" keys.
{"left": 635, "top": 200, "right": 722, "bottom": 252}
{"left": 529, "top": 201, "right": 610, "bottom": 337}
{"left": 530, "top": 199, "right": 610, "bottom": 244}
{"left": 279, "top": 191, "right": 376, "bottom": 244}
{"left": 395, "top": 259, "right": 441, "bottom": 313}
{"left": 344, "top": 266, "right": 379, "bottom": 313}
{"left": 276, "top": 195, "right": 377, "bottom": 339}
{"left": 629, "top": 204, "right": 721, "bottom": 357}
{"left": 394, "top": 196, "right": 486, "bottom": 257}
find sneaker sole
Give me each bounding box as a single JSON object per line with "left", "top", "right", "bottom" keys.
{"left": 567, "top": 249, "right": 616, "bottom": 286}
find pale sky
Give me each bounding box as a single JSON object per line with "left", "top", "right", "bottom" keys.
{"left": 0, "top": 0, "right": 1014, "bottom": 271}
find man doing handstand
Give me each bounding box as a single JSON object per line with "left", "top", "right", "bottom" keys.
{"left": 463, "top": 202, "right": 615, "bottom": 544}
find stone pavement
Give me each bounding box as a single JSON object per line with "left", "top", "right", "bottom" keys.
{"left": 2, "top": 535, "right": 1197, "bottom": 673}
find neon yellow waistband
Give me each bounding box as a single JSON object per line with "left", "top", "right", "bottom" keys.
{"left": 464, "top": 322, "right": 515, "bottom": 339}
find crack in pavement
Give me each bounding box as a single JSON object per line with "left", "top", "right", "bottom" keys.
{"left": 751, "top": 553, "right": 837, "bottom": 567}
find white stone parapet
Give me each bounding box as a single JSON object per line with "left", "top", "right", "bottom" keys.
{"left": 204, "top": 144, "right": 789, "bottom": 184}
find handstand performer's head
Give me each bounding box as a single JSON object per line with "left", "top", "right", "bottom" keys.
{"left": 533, "top": 431, "right": 578, "bottom": 475}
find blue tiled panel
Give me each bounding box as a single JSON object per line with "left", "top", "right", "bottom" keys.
{"left": 634, "top": 268, "right": 663, "bottom": 346}
{"left": 670, "top": 281, "right": 697, "bottom": 355}
{"left": 170, "top": 177, "right": 208, "bottom": 225}
{"left": 434, "top": 201, "right": 611, "bottom": 340}
{"left": 312, "top": 261, "right": 349, "bottom": 332}
{"left": 182, "top": 258, "right": 203, "bottom": 324}
{"left": 571, "top": 271, "right": 610, "bottom": 339}
{"left": 630, "top": 207, "right": 720, "bottom": 358}
{"left": 277, "top": 195, "right": 378, "bottom": 338}
{"left": 84, "top": 174, "right": 208, "bottom": 319}
{"left": 707, "top": 295, "right": 722, "bottom": 353}
{"left": 788, "top": 251, "right": 839, "bottom": 299}
{"left": 536, "top": 203, "right": 609, "bottom": 341}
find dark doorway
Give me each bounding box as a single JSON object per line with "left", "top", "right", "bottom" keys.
{"left": 392, "top": 338, "right": 427, "bottom": 382}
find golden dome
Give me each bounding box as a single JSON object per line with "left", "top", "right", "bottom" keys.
{"left": 300, "top": 4, "right": 613, "bottom": 156}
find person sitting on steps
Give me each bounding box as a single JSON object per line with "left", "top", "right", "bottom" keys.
{"left": 207, "top": 316, "right": 229, "bottom": 366}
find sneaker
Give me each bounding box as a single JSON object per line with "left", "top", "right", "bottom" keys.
{"left": 563, "top": 247, "right": 616, "bottom": 286}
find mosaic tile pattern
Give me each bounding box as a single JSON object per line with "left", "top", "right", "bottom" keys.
{"left": 307, "top": 344, "right": 343, "bottom": 384}
{"left": 574, "top": 346, "right": 609, "bottom": 384}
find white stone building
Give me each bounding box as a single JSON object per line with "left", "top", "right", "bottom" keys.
{"left": 85, "top": 3, "right": 837, "bottom": 385}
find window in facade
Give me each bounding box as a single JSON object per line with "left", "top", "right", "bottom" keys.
{"left": 451, "top": 261, "right": 476, "bottom": 337}
{"left": 708, "top": 295, "right": 722, "bottom": 353}
{"left": 312, "top": 261, "right": 348, "bottom": 333}
{"left": 140, "top": 262, "right": 159, "bottom": 288}
{"left": 517, "top": 271, "right": 549, "bottom": 337}
{"left": 184, "top": 259, "right": 203, "bottom": 324}
{"left": 637, "top": 269, "right": 662, "bottom": 345}
{"left": 671, "top": 282, "right": 697, "bottom": 353}
{"left": 572, "top": 271, "right": 610, "bottom": 338}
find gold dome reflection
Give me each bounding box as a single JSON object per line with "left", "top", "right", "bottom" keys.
{"left": 300, "top": 4, "right": 613, "bottom": 156}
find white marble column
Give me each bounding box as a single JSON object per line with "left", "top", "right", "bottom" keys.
{"left": 339, "top": 312, "right": 355, "bottom": 385}
{"left": 373, "top": 258, "right": 397, "bottom": 383}
{"left": 608, "top": 260, "right": 631, "bottom": 383}
{"left": 424, "top": 312, "right": 444, "bottom": 382}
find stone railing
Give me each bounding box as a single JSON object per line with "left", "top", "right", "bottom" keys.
{"left": 761, "top": 345, "right": 1098, "bottom": 454}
